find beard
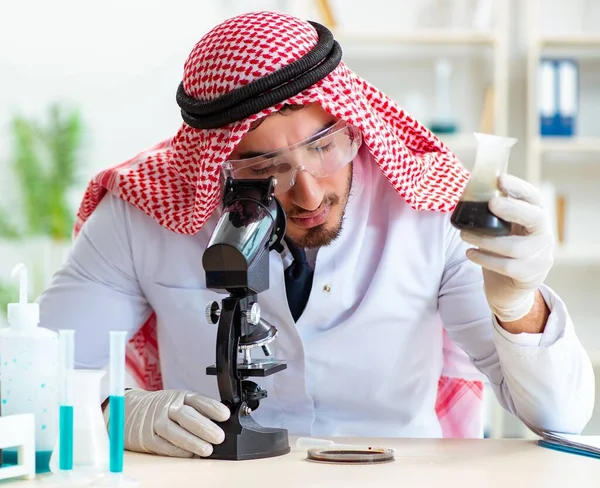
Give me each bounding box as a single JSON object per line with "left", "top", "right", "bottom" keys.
{"left": 286, "top": 165, "right": 354, "bottom": 249}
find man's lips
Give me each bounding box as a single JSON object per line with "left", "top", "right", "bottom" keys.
{"left": 292, "top": 206, "right": 328, "bottom": 219}
{"left": 289, "top": 204, "right": 331, "bottom": 229}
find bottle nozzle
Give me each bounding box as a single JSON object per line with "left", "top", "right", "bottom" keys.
{"left": 11, "top": 263, "right": 28, "bottom": 305}
{"left": 7, "top": 262, "right": 39, "bottom": 328}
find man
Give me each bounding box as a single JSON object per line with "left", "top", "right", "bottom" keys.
{"left": 38, "top": 11, "right": 594, "bottom": 459}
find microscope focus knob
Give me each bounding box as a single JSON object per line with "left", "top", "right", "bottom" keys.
{"left": 246, "top": 302, "right": 261, "bottom": 325}
{"left": 205, "top": 301, "right": 221, "bottom": 325}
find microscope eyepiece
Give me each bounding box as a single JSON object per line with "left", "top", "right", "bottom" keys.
{"left": 202, "top": 177, "right": 286, "bottom": 294}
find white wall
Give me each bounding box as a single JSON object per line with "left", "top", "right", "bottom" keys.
{"left": 0, "top": 0, "right": 213, "bottom": 209}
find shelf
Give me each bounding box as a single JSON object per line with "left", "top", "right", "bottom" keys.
{"left": 539, "top": 35, "right": 600, "bottom": 48}
{"left": 538, "top": 137, "right": 600, "bottom": 153}
{"left": 333, "top": 29, "right": 497, "bottom": 46}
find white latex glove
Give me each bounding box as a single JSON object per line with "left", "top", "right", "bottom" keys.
{"left": 120, "top": 389, "right": 230, "bottom": 458}
{"left": 459, "top": 174, "right": 554, "bottom": 322}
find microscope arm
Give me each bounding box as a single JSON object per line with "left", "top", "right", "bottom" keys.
{"left": 215, "top": 296, "right": 243, "bottom": 408}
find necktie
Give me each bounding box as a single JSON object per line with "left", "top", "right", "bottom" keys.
{"left": 283, "top": 237, "right": 314, "bottom": 322}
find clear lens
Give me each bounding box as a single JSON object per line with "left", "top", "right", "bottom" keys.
{"left": 222, "top": 120, "right": 362, "bottom": 195}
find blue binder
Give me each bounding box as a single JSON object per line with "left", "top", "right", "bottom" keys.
{"left": 538, "top": 58, "right": 579, "bottom": 137}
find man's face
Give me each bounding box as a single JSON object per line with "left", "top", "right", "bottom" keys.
{"left": 229, "top": 104, "right": 354, "bottom": 249}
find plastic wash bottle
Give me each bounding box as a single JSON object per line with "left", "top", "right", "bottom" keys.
{"left": 0, "top": 263, "right": 59, "bottom": 473}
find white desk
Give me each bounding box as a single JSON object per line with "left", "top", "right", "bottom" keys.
{"left": 10, "top": 437, "right": 600, "bottom": 487}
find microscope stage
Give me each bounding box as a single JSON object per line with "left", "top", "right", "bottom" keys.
{"left": 206, "top": 360, "right": 288, "bottom": 377}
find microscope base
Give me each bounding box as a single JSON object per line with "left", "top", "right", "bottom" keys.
{"left": 209, "top": 407, "right": 290, "bottom": 461}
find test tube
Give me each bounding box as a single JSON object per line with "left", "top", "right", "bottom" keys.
{"left": 109, "top": 331, "right": 126, "bottom": 474}
{"left": 42, "top": 330, "right": 87, "bottom": 486}
{"left": 59, "top": 330, "right": 75, "bottom": 471}
{"left": 90, "top": 331, "right": 138, "bottom": 488}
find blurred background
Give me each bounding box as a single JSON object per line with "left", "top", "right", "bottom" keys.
{"left": 1, "top": 0, "right": 599, "bottom": 438}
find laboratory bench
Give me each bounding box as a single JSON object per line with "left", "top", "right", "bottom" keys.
{"left": 10, "top": 436, "right": 600, "bottom": 487}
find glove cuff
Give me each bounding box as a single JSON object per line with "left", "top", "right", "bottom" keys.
{"left": 490, "top": 291, "right": 536, "bottom": 323}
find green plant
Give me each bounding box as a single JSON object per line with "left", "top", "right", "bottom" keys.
{"left": 0, "top": 102, "right": 83, "bottom": 241}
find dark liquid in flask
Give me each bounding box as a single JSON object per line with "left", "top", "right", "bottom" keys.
{"left": 451, "top": 200, "right": 511, "bottom": 236}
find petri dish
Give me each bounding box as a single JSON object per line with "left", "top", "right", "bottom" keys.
{"left": 307, "top": 447, "right": 395, "bottom": 464}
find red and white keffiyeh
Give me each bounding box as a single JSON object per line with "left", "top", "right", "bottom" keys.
{"left": 73, "top": 11, "right": 483, "bottom": 437}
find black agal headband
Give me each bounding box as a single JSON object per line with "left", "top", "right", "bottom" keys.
{"left": 175, "top": 21, "right": 342, "bottom": 130}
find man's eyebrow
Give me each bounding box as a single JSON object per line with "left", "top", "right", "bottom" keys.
{"left": 235, "top": 121, "right": 337, "bottom": 160}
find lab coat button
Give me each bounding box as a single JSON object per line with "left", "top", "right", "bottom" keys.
{"left": 322, "top": 284, "right": 331, "bottom": 293}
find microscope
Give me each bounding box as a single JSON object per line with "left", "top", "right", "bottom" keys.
{"left": 202, "top": 176, "right": 291, "bottom": 460}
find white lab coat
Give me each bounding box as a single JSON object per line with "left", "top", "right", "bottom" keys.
{"left": 37, "top": 146, "right": 595, "bottom": 438}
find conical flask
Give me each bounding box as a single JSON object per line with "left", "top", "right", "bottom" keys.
{"left": 450, "top": 133, "right": 518, "bottom": 236}
{"left": 49, "top": 370, "right": 110, "bottom": 475}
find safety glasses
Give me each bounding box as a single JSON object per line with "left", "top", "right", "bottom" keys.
{"left": 221, "top": 119, "right": 362, "bottom": 195}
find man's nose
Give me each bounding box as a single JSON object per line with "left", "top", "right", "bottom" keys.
{"left": 289, "top": 170, "right": 323, "bottom": 211}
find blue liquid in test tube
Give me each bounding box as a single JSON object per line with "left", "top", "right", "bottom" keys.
{"left": 109, "top": 331, "right": 127, "bottom": 473}
{"left": 59, "top": 405, "right": 74, "bottom": 470}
